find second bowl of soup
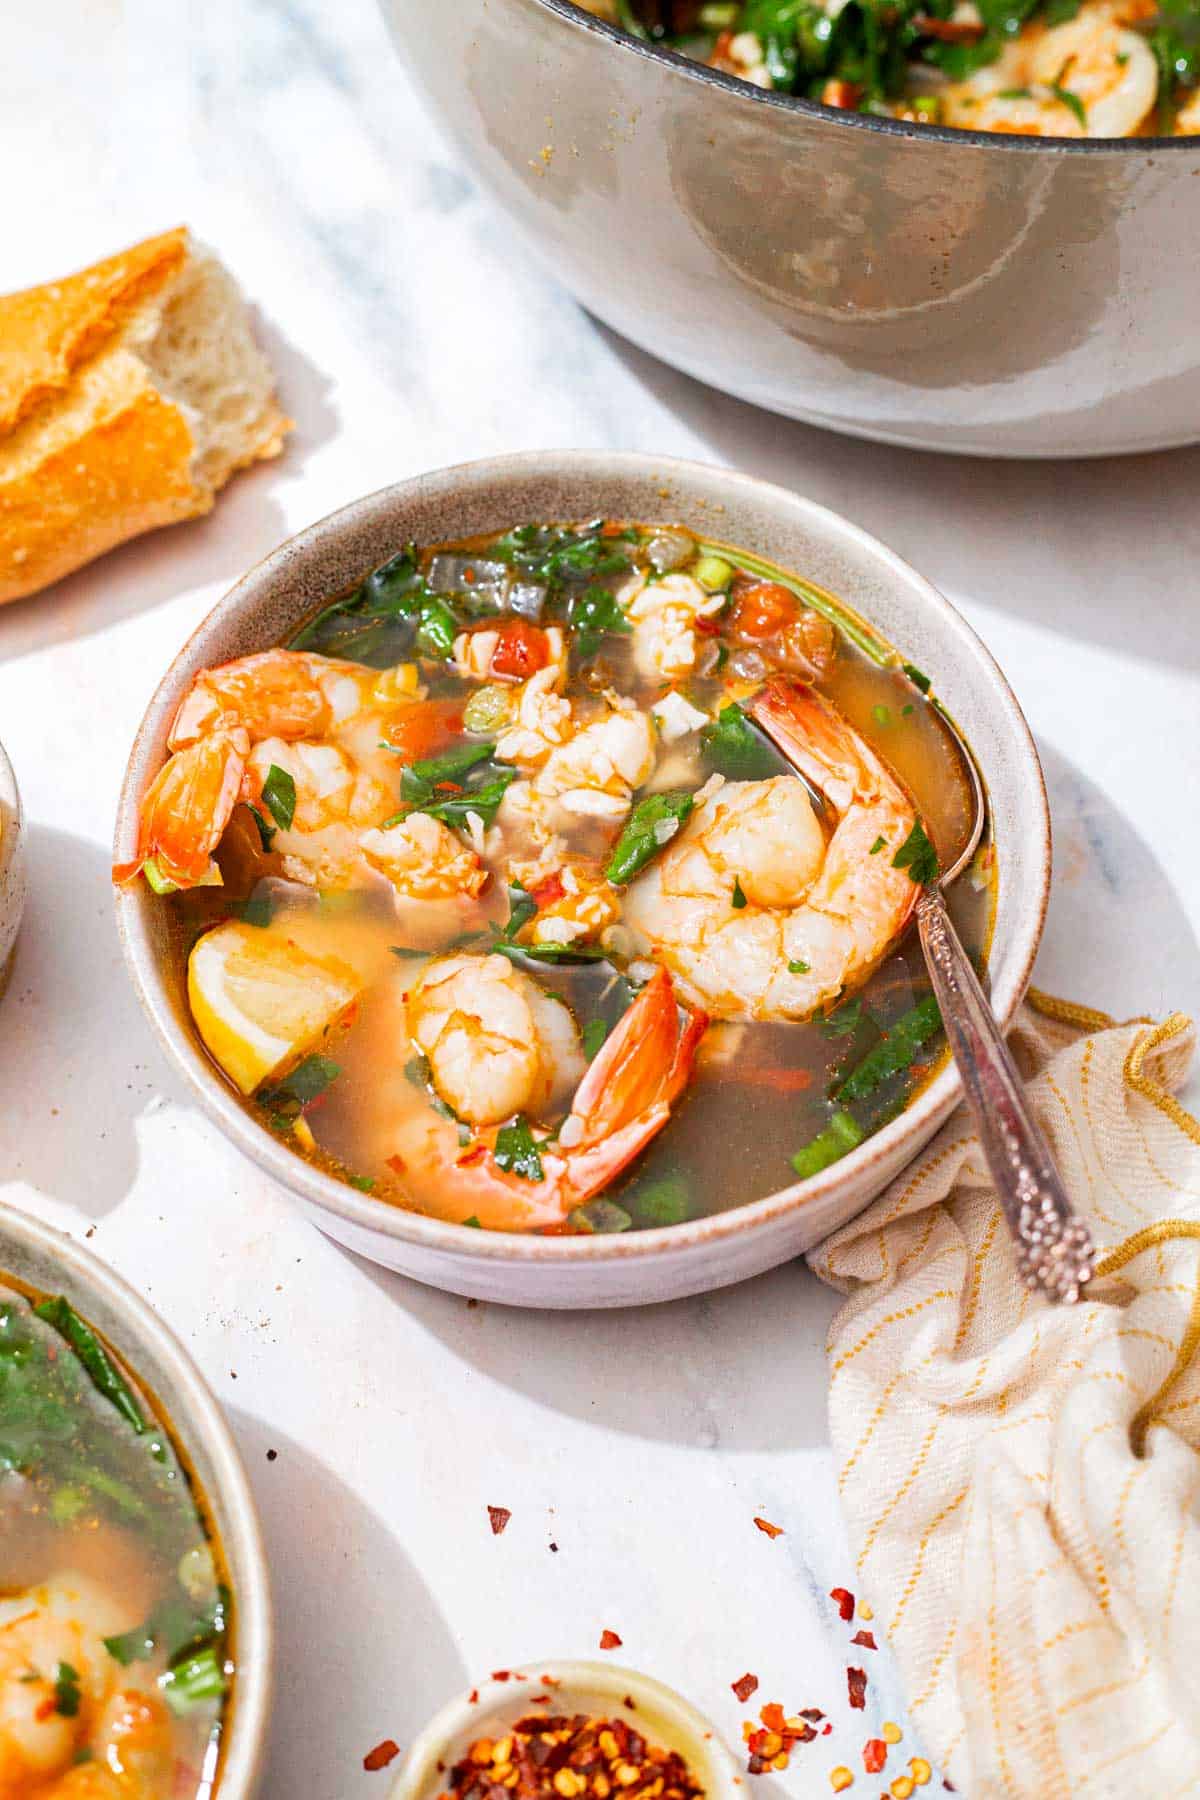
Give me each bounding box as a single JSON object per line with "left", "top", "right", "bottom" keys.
{"left": 115, "top": 452, "right": 1049, "bottom": 1307}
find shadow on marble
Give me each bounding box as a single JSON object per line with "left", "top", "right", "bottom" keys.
{"left": 600, "top": 327, "right": 1200, "bottom": 676}
{"left": 0, "top": 318, "right": 335, "bottom": 665}
{"left": 0, "top": 825, "right": 182, "bottom": 1216}
{"left": 229, "top": 1408, "right": 465, "bottom": 1800}
{"left": 355, "top": 1254, "right": 839, "bottom": 1453}
{"left": 1037, "top": 739, "right": 1200, "bottom": 1032}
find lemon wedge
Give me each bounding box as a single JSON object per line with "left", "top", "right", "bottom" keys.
{"left": 188, "top": 921, "right": 363, "bottom": 1096}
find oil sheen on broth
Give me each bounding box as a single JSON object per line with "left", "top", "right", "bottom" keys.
{"left": 0, "top": 1282, "right": 233, "bottom": 1797}
{"left": 134, "top": 520, "right": 993, "bottom": 1235}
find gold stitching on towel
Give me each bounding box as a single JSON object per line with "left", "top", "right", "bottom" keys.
{"left": 1026, "top": 987, "right": 1121, "bottom": 1031}
{"left": 1096, "top": 1221, "right": 1200, "bottom": 1455}
{"left": 1123, "top": 1015, "right": 1200, "bottom": 1147}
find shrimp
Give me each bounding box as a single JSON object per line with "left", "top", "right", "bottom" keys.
{"left": 0, "top": 1572, "right": 165, "bottom": 1800}
{"left": 360, "top": 812, "right": 488, "bottom": 900}
{"left": 388, "top": 962, "right": 706, "bottom": 1230}
{"left": 624, "top": 683, "right": 919, "bottom": 1021}
{"left": 940, "top": 1, "right": 1158, "bottom": 136}
{"left": 620, "top": 571, "right": 726, "bottom": 682}
{"left": 114, "top": 647, "right": 469, "bottom": 892}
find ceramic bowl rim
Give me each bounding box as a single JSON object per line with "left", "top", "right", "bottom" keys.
{"left": 539, "top": 0, "right": 1195, "bottom": 154}
{"left": 114, "top": 449, "right": 1050, "bottom": 1271}
{"left": 386, "top": 1659, "right": 739, "bottom": 1800}
{"left": 0, "top": 1200, "right": 273, "bottom": 1798}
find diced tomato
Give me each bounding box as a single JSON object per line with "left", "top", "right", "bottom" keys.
{"left": 490, "top": 621, "right": 551, "bottom": 679}
{"left": 381, "top": 697, "right": 465, "bottom": 763}
{"left": 729, "top": 579, "right": 798, "bottom": 641}
{"left": 532, "top": 873, "right": 566, "bottom": 909}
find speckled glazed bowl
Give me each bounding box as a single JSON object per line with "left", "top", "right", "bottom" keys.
{"left": 388, "top": 1661, "right": 738, "bottom": 1800}
{"left": 0, "top": 738, "right": 27, "bottom": 997}
{"left": 383, "top": 0, "right": 1200, "bottom": 457}
{"left": 115, "top": 451, "right": 1050, "bottom": 1308}
{"left": 0, "top": 1203, "right": 273, "bottom": 1797}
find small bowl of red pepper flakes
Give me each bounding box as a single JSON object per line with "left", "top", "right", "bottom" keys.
{"left": 387, "top": 1662, "right": 739, "bottom": 1800}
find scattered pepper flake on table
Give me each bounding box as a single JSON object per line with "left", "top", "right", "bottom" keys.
{"left": 599, "top": 1629, "right": 623, "bottom": 1650}
{"left": 741, "top": 1701, "right": 819, "bottom": 1773}
{"left": 852, "top": 1630, "right": 877, "bottom": 1651}
{"left": 753, "top": 1517, "right": 783, "bottom": 1539}
{"left": 731, "top": 1673, "right": 758, "bottom": 1703}
{"left": 830, "top": 1587, "right": 855, "bottom": 1621}
{"left": 847, "top": 1668, "right": 867, "bottom": 1711}
{"left": 863, "top": 1739, "right": 887, "bottom": 1775}
{"left": 488, "top": 1505, "right": 513, "bottom": 1536}
{"left": 881, "top": 1722, "right": 902, "bottom": 1746}
{"left": 439, "top": 1712, "right": 704, "bottom": 1800}
{"left": 364, "top": 1739, "right": 401, "bottom": 1772}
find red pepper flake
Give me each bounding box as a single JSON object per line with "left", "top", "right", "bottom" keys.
{"left": 599, "top": 1629, "right": 623, "bottom": 1650}
{"left": 830, "top": 1587, "right": 856, "bottom": 1621}
{"left": 434, "top": 779, "right": 464, "bottom": 794}
{"left": 852, "top": 1630, "right": 877, "bottom": 1651}
{"left": 847, "top": 1667, "right": 867, "bottom": 1711}
{"left": 457, "top": 1145, "right": 488, "bottom": 1167}
{"left": 622, "top": 1695, "right": 637, "bottom": 1710}
{"left": 487, "top": 1506, "right": 512, "bottom": 1536}
{"left": 800, "top": 1710, "right": 824, "bottom": 1722}
{"left": 363, "top": 1740, "right": 400, "bottom": 1772}
{"left": 753, "top": 1517, "right": 783, "bottom": 1539}
{"left": 731, "top": 1673, "right": 759, "bottom": 1703}
{"left": 759, "top": 1704, "right": 786, "bottom": 1733}
{"left": 385, "top": 1153, "right": 406, "bottom": 1175}
{"left": 863, "top": 1740, "right": 887, "bottom": 1775}
{"left": 741, "top": 1702, "right": 819, "bottom": 1774}
{"left": 529, "top": 1694, "right": 550, "bottom": 1704}
{"left": 491, "top": 1670, "right": 512, "bottom": 1682}
{"left": 468, "top": 1690, "right": 479, "bottom": 1705}
{"left": 541, "top": 1675, "right": 561, "bottom": 1687}
{"left": 822, "top": 1723, "right": 832, "bottom": 1736}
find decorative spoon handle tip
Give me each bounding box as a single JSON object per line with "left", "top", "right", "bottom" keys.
{"left": 917, "top": 888, "right": 1095, "bottom": 1305}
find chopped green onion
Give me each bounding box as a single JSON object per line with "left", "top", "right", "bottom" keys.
{"left": 569, "top": 1198, "right": 633, "bottom": 1233}
{"left": 34, "top": 1298, "right": 146, "bottom": 1436}
{"left": 791, "top": 1110, "right": 864, "bottom": 1180}
{"left": 902, "top": 662, "right": 931, "bottom": 694}
{"left": 692, "top": 552, "right": 734, "bottom": 592}
{"left": 787, "top": 959, "right": 811, "bottom": 975}
{"left": 160, "top": 1646, "right": 226, "bottom": 1715}
{"left": 142, "top": 858, "right": 179, "bottom": 896}
{"left": 835, "top": 996, "right": 943, "bottom": 1104}
{"left": 633, "top": 1172, "right": 690, "bottom": 1226}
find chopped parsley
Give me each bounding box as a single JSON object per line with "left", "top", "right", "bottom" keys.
{"left": 568, "top": 583, "right": 632, "bottom": 659}
{"left": 892, "top": 818, "right": 940, "bottom": 887}
{"left": 260, "top": 764, "right": 296, "bottom": 832}
{"left": 787, "top": 958, "right": 811, "bottom": 975}
{"left": 493, "top": 1116, "right": 545, "bottom": 1182}
{"left": 582, "top": 1017, "right": 610, "bottom": 1060}
{"left": 53, "top": 1662, "right": 81, "bottom": 1719}
{"left": 869, "top": 836, "right": 886, "bottom": 855}
{"left": 871, "top": 704, "right": 892, "bottom": 728}
{"left": 259, "top": 1055, "right": 341, "bottom": 1121}
{"left": 731, "top": 878, "right": 748, "bottom": 909}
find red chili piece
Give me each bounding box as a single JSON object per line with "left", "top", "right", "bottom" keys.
{"left": 830, "top": 1587, "right": 856, "bottom": 1622}
{"left": 488, "top": 1506, "right": 512, "bottom": 1536}
{"left": 847, "top": 1667, "right": 867, "bottom": 1711}
{"left": 364, "top": 1740, "right": 400, "bottom": 1772}
{"left": 599, "top": 1629, "right": 623, "bottom": 1650}
{"left": 753, "top": 1517, "right": 783, "bottom": 1539}
{"left": 863, "top": 1739, "right": 887, "bottom": 1775}
{"left": 731, "top": 1673, "right": 759, "bottom": 1703}
{"left": 852, "top": 1630, "right": 877, "bottom": 1651}
{"left": 490, "top": 620, "right": 551, "bottom": 679}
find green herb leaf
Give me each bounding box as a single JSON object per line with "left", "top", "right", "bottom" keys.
{"left": 347, "top": 1174, "right": 376, "bottom": 1192}
{"left": 869, "top": 836, "right": 886, "bottom": 856}
{"left": 605, "top": 790, "right": 695, "bottom": 885}
{"left": 491, "top": 521, "right": 633, "bottom": 587}
{"left": 389, "top": 945, "right": 429, "bottom": 960}
{"left": 416, "top": 596, "right": 458, "bottom": 661}
{"left": 500, "top": 883, "right": 538, "bottom": 943}
{"left": 397, "top": 740, "right": 495, "bottom": 792}
{"left": 261, "top": 765, "right": 296, "bottom": 832}
{"left": 835, "top": 995, "right": 943, "bottom": 1103}
{"left": 632, "top": 1171, "right": 689, "bottom": 1227}
{"left": 258, "top": 1055, "right": 341, "bottom": 1118}
{"left": 871, "top": 704, "right": 892, "bottom": 728}
{"left": 581, "top": 1017, "right": 609, "bottom": 1060}
{"left": 462, "top": 1215, "right": 482, "bottom": 1229}
{"left": 819, "top": 997, "right": 863, "bottom": 1038}
{"left": 731, "top": 878, "right": 748, "bottom": 910}
{"left": 787, "top": 958, "right": 811, "bottom": 975}
{"left": 568, "top": 1198, "right": 633, "bottom": 1234}
{"left": 34, "top": 1298, "right": 146, "bottom": 1437}
{"left": 790, "top": 1109, "right": 864, "bottom": 1180}
{"left": 902, "top": 663, "right": 932, "bottom": 694}
{"left": 491, "top": 940, "right": 608, "bottom": 967}
{"left": 892, "top": 818, "right": 940, "bottom": 886}
{"left": 248, "top": 805, "right": 275, "bottom": 851}
{"left": 700, "top": 703, "right": 780, "bottom": 780}
{"left": 493, "top": 1116, "right": 545, "bottom": 1183}
{"left": 1051, "top": 82, "right": 1087, "bottom": 126}
{"left": 53, "top": 1662, "right": 82, "bottom": 1718}
{"left": 568, "top": 584, "right": 632, "bottom": 660}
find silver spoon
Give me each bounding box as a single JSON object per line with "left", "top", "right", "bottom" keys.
{"left": 748, "top": 679, "right": 1094, "bottom": 1305}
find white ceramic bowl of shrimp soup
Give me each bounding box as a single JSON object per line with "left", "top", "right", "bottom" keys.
{"left": 114, "top": 451, "right": 1050, "bottom": 1309}
{"left": 0, "top": 1202, "right": 273, "bottom": 1797}
{"left": 387, "top": 1660, "right": 739, "bottom": 1800}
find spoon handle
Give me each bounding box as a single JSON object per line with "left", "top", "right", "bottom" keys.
{"left": 916, "top": 888, "right": 1095, "bottom": 1304}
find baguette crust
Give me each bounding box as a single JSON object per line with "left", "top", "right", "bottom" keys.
{"left": 0, "top": 228, "right": 189, "bottom": 435}
{"left": 0, "top": 227, "right": 288, "bottom": 606}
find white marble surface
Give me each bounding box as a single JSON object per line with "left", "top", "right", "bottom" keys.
{"left": 2, "top": 3, "right": 1199, "bottom": 1795}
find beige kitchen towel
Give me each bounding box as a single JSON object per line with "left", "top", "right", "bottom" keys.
{"left": 809, "top": 994, "right": 1200, "bottom": 1800}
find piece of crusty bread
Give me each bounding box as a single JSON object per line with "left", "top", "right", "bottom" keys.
{"left": 0, "top": 227, "right": 290, "bottom": 605}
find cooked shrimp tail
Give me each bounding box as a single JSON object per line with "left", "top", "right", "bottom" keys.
{"left": 112, "top": 728, "right": 248, "bottom": 888}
